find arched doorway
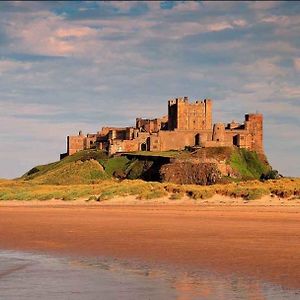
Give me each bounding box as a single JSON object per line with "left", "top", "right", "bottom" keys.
{"left": 233, "top": 135, "right": 238, "bottom": 146}
{"left": 195, "top": 133, "right": 201, "bottom": 146}
{"left": 140, "top": 138, "right": 151, "bottom": 151}
{"left": 141, "top": 142, "right": 147, "bottom": 151}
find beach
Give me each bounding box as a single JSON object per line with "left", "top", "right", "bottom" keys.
{"left": 1, "top": 201, "right": 300, "bottom": 293}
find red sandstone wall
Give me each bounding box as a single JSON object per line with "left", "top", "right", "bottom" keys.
{"left": 245, "top": 114, "right": 264, "bottom": 153}
{"left": 157, "top": 130, "right": 211, "bottom": 151}
{"left": 63, "top": 99, "right": 264, "bottom": 157}
{"left": 168, "top": 98, "right": 212, "bottom": 131}
{"left": 67, "top": 135, "right": 85, "bottom": 155}
{"left": 221, "top": 114, "right": 264, "bottom": 153}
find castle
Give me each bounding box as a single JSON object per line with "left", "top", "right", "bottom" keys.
{"left": 60, "top": 97, "right": 263, "bottom": 158}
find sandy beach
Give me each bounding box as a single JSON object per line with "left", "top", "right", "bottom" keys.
{"left": 1, "top": 201, "right": 300, "bottom": 291}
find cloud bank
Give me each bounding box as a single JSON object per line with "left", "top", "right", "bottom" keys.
{"left": 0, "top": 1, "right": 299, "bottom": 178}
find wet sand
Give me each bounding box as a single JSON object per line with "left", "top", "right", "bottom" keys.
{"left": 1, "top": 204, "right": 300, "bottom": 290}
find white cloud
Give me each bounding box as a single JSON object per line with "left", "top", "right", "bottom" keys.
{"left": 279, "top": 86, "right": 300, "bottom": 98}
{"left": 248, "top": 1, "right": 281, "bottom": 11}
{"left": 262, "top": 15, "right": 298, "bottom": 25}
{"left": 239, "top": 57, "right": 286, "bottom": 78}
{"left": 0, "top": 1, "right": 300, "bottom": 177}
{"left": 232, "top": 19, "right": 247, "bottom": 27}
{"left": 104, "top": 1, "right": 140, "bottom": 12}
{"left": 0, "top": 101, "right": 62, "bottom": 117}
{"left": 294, "top": 58, "right": 300, "bottom": 71}
{"left": 171, "top": 1, "right": 200, "bottom": 13}
{"left": 55, "top": 27, "right": 97, "bottom": 38}
{"left": 0, "top": 60, "right": 32, "bottom": 74}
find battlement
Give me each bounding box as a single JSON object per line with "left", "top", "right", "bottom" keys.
{"left": 61, "top": 97, "right": 264, "bottom": 157}
{"left": 168, "top": 97, "right": 212, "bottom": 131}
{"left": 168, "top": 96, "right": 189, "bottom": 105}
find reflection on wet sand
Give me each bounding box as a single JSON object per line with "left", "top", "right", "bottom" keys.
{"left": 1, "top": 250, "right": 300, "bottom": 300}
{"left": 75, "top": 255, "right": 300, "bottom": 300}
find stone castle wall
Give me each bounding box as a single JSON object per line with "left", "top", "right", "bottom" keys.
{"left": 168, "top": 97, "right": 212, "bottom": 131}
{"left": 61, "top": 97, "right": 264, "bottom": 158}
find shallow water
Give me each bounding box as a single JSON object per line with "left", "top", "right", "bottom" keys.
{"left": 0, "top": 250, "right": 299, "bottom": 300}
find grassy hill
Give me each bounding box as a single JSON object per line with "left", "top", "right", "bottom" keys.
{"left": 229, "top": 148, "right": 270, "bottom": 179}
{"left": 22, "top": 150, "right": 146, "bottom": 184}
{"left": 4, "top": 148, "right": 297, "bottom": 202}
{"left": 21, "top": 147, "right": 271, "bottom": 185}
{"left": 22, "top": 150, "right": 110, "bottom": 184}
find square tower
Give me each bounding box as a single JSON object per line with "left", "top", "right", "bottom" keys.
{"left": 168, "top": 97, "right": 212, "bottom": 131}
{"left": 245, "top": 113, "right": 264, "bottom": 154}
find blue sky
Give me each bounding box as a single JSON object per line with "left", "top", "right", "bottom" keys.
{"left": 0, "top": 1, "right": 299, "bottom": 178}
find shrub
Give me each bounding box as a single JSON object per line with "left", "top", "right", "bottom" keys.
{"left": 87, "top": 195, "right": 98, "bottom": 202}
{"left": 169, "top": 193, "right": 184, "bottom": 200}
{"left": 137, "top": 188, "right": 167, "bottom": 200}
{"left": 187, "top": 189, "right": 214, "bottom": 200}
{"left": 244, "top": 188, "right": 269, "bottom": 200}
{"left": 271, "top": 189, "right": 294, "bottom": 198}
{"left": 101, "top": 157, "right": 130, "bottom": 177}
{"left": 37, "top": 194, "right": 54, "bottom": 201}
{"left": 260, "top": 169, "right": 281, "bottom": 181}
{"left": 113, "top": 169, "right": 127, "bottom": 179}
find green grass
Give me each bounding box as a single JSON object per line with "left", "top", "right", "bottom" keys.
{"left": 28, "top": 160, "right": 109, "bottom": 185}
{"left": 20, "top": 147, "right": 272, "bottom": 186}
{"left": 22, "top": 150, "right": 108, "bottom": 181}
{"left": 229, "top": 148, "right": 270, "bottom": 179}
{"left": 126, "top": 159, "right": 153, "bottom": 179}
{"left": 99, "top": 156, "right": 130, "bottom": 177}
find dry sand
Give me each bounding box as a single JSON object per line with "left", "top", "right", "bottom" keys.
{"left": 1, "top": 197, "right": 300, "bottom": 290}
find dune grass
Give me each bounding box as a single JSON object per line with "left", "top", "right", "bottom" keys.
{"left": 0, "top": 178, "right": 299, "bottom": 202}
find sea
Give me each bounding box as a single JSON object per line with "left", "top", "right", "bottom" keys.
{"left": 0, "top": 250, "right": 299, "bottom": 300}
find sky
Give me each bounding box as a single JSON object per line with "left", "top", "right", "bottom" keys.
{"left": 0, "top": 1, "right": 299, "bottom": 178}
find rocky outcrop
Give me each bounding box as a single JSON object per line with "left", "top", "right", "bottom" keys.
{"left": 160, "top": 161, "right": 222, "bottom": 185}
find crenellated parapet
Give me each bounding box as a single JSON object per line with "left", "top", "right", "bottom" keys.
{"left": 168, "top": 97, "right": 212, "bottom": 131}
{"left": 60, "top": 97, "right": 264, "bottom": 158}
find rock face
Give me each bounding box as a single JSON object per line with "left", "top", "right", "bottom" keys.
{"left": 160, "top": 161, "right": 222, "bottom": 185}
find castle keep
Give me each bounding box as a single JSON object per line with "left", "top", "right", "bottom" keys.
{"left": 61, "top": 97, "right": 263, "bottom": 158}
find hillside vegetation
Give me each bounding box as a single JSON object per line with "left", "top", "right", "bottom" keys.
{"left": 21, "top": 147, "right": 271, "bottom": 185}
{"left": 22, "top": 150, "right": 109, "bottom": 184}
{"left": 2, "top": 147, "right": 295, "bottom": 202}
{"left": 22, "top": 150, "right": 150, "bottom": 184}
{"left": 229, "top": 148, "right": 269, "bottom": 179}
{"left": 1, "top": 177, "right": 299, "bottom": 202}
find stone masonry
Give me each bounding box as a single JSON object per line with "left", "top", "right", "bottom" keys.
{"left": 60, "top": 97, "right": 264, "bottom": 159}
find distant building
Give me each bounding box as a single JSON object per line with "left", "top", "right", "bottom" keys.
{"left": 60, "top": 97, "right": 263, "bottom": 159}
